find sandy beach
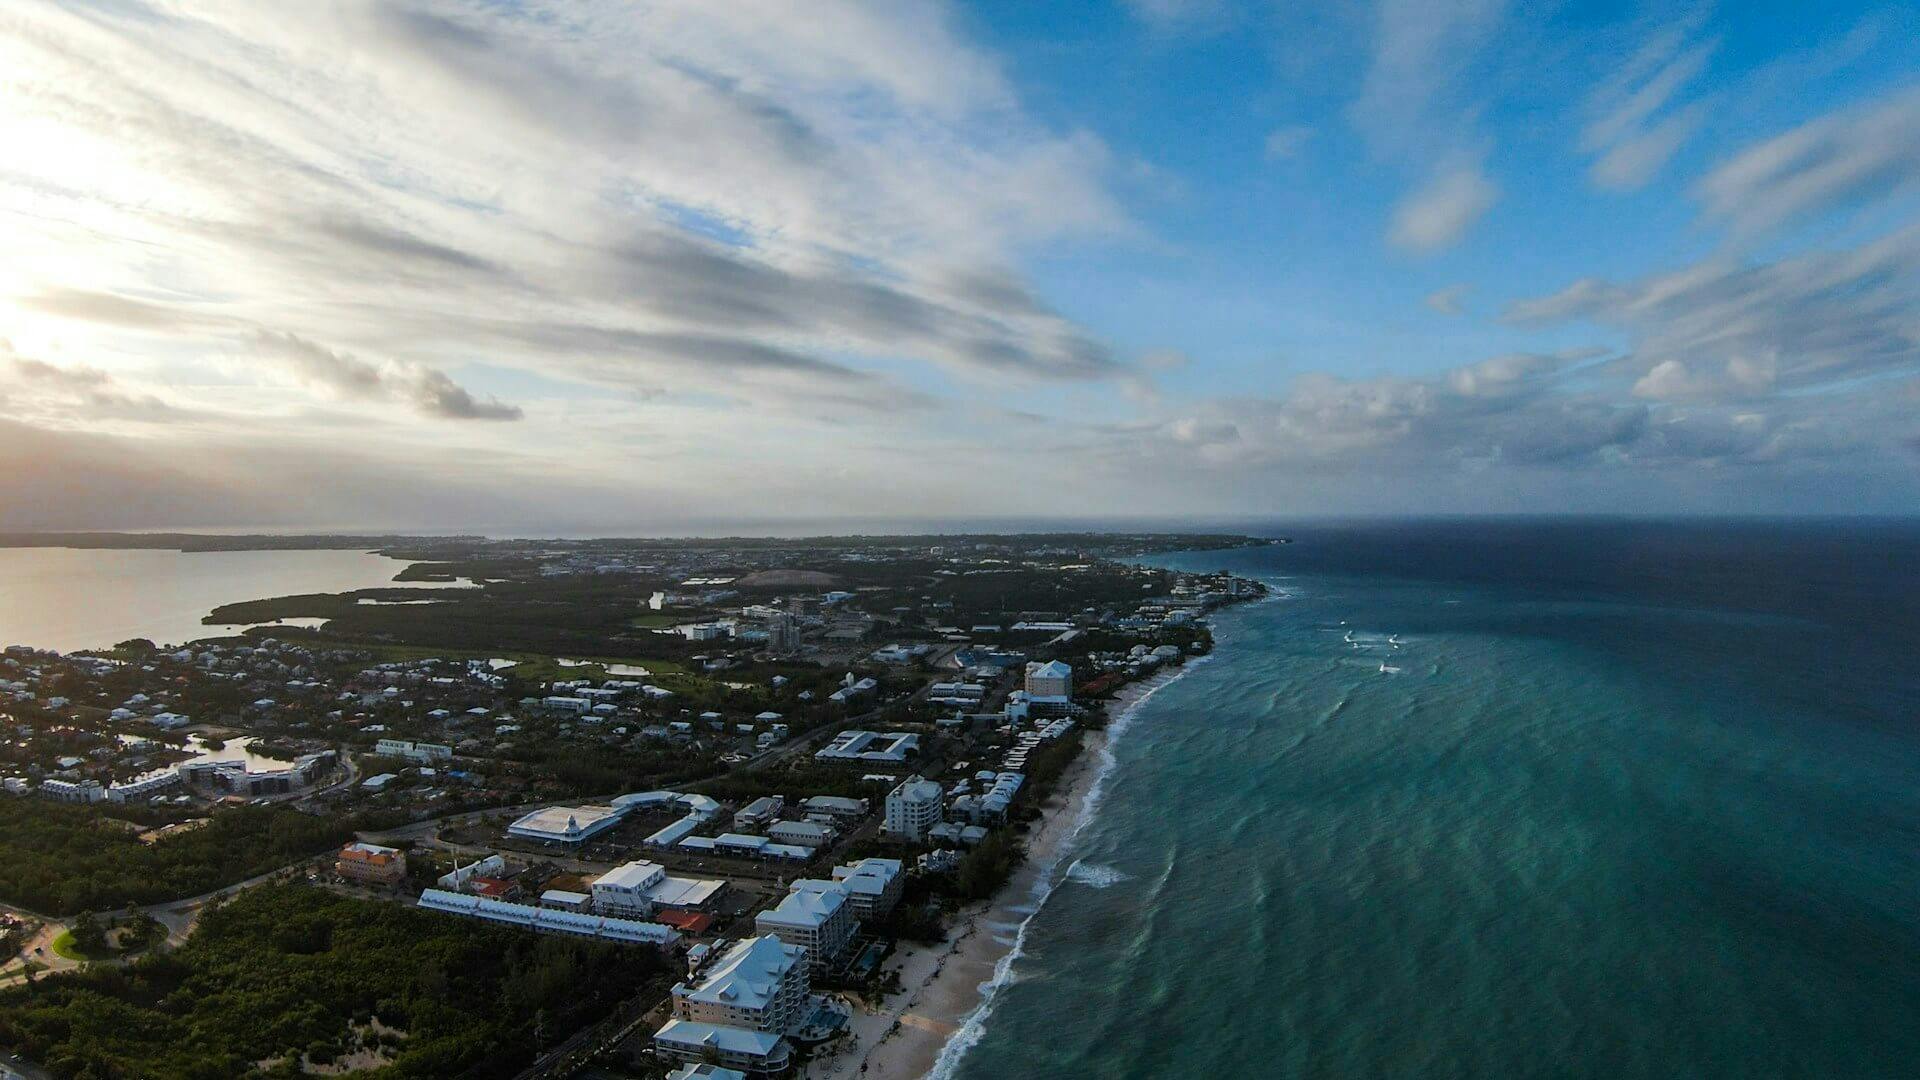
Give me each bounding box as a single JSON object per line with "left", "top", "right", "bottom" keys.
{"left": 805, "top": 671, "right": 1182, "bottom": 1079}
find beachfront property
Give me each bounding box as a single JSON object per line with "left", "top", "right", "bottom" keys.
{"left": 1024, "top": 659, "right": 1073, "bottom": 698}
{"left": 670, "top": 935, "right": 810, "bottom": 1036}
{"left": 814, "top": 729, "right": 919, "bottom": 766}
{"left": 666, "top": 1066, "right": 747, "bottom": 1080}
{"left": 756, "top": 881, "right": 857, "bottom": 973}
{"left": 829, "top": 857, "right": 904, "bottom": 918}
{"left": 651, "top": 1021, "right": 790, "bottom": 1077}
{"left": 883, "top": 775, "right": 944, "bottom": 842}
{"left": 335, "top": 842, "right": 407, "bottom": 886}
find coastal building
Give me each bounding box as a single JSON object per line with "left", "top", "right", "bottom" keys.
{"left": 1024, "top": 659, "right": 1072, "bottom": 699}
{"left": 670, "top": 935, "right": 810, "bottom": 1035}
{"left": 651, "top": 1021, "right": 791, "bottom": 1077}
{"left": 883, "top": 775, "right": 944, "bottom": 842}
{"left": 667, "top": 1066, "right": 748, "bottom": 1080}
{"left": 756, "top": 881, "right": 856, "bottom": 973}
{"left": 829, "top": 857, "right": 905, "bottom": 918}
{"left": 335, "top": 842, "right": 407, "bottom": 886}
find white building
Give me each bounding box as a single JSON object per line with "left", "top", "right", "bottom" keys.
{"left": 105, "top": 770, "right": 181, "bottom": 803}
{"left": 767, "top": 820, "right": 832, "bottom": 848}
{"left": 756, "top": 881, "right": 856, "bottom": 973}
{"left": 734, "top": 795, "right": 784, "bottom": 830}
{"left": 375, "top": 739, "right": 453, "bottom": 764}
{"left": 1024, "top": 659, "right": 1072, "bottom": 699}
{"left": 830, "top": 857, "right": 905, "bottom": 919}
{"left": 671, "top": 935, "right": 810, "bottom": 1035}
{"left": 814, "top": 730, "right": 919, "bottom": 766}
{"left": 883, "top": 775, "right": 944, "bottom": 843}
{"left": 652, "top": 1021, "right": 790, "bottom": 1077}
{"left": 591, "top": 860, "right": 729, "bottom": 917}
{"left": 39, "top": 778, "right": 105, "bottom": 803}
{"left": 667, "top": 1066, "right": 747, "bottom": 1080}
{"left": 508, "top": 803, "right": 624, "bottom": 844}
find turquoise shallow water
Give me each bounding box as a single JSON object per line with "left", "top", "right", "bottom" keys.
{"left": 944, "top": 523, "right": 1920, "bottom": 1079}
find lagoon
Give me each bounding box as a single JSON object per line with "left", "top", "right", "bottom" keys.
{"left": 0, "top": 546, "right": 459, "bottom": 653}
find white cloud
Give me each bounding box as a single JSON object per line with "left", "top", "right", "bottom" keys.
{"left": 1263, "top": 125, "right": 1315, "bottom": 161}
{"left": 1697, "top": 85, "right": 1920, "bottom": 236}
{"left": 1579, "top": 22, "right": 1715, "bottom": 190}
{"left": 1424, "top": 283, "right": 1472, "bottom": 315}
{"left": 1389, "top": 163, "right": 1500, "bottom": 252}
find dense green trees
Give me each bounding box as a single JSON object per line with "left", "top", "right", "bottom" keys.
{"left": 0, "top": 885, "right": 665, "bottom": 1079}
{"left": 0, "top": 802, "right": 353, "bottom": 915}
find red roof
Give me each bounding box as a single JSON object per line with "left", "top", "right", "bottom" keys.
{"left": 471, "top": 877, "right": 518, "bottom": 898}
{"left": 654, "top": 909, "right": 715, "bottom": 933}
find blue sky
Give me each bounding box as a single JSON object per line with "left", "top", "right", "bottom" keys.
{"left": 1, "top": 1, "right": 1917, "bottom": 530}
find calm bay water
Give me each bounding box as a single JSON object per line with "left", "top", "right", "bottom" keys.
{"left": 947, "top": 520, "right": 1920, "bottom": 1080}
{"left": 0, "top": 547, "right": 440, "bottom": 653}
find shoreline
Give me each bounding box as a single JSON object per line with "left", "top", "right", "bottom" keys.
{"left": 808, "top": 662, "right": 1201, "bottom": 1079}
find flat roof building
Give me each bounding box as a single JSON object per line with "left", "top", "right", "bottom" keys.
{"left": 508, "top": 803, "right": 624, "bottom": 845}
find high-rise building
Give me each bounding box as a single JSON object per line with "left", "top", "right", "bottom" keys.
{"left": 883, "top": 775, "right": 944, "bottom": 843}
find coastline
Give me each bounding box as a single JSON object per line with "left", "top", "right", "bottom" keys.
{"left": 809, "top": 661, "right": 1202, "bottom": 1079}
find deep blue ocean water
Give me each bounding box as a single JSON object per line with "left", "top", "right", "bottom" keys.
{"left": 941, "top": 520, "right": 1920, "bottom": 1079}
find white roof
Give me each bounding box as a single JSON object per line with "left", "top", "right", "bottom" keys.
{"left": 759, "top": 882, "right": 848, "bottom": 929}
{"left": 679, "top": 936, "right": 805, "bottom": 1011}
{"left": 653, "top": 1019, "right": 787, "bottom": 1057}
{"left": 646, "top": 875, "right": 727, "bottom": 909}
{"left": 593, "top": 860, "right": 666, "bottom": 891}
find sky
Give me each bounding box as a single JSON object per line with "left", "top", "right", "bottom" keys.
{"left": 2, "top": 0, "right": 1918, "bottom": 533}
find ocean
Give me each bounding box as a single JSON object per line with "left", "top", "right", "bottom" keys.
{"left": 941, "top": 519, "right": 1920, "bottom": 1079}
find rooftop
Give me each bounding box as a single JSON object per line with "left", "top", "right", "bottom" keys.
{"left": 758, "top": 882, "right": 849, "bottom": 929}
{"left": 679, "top": 935, "right": 806, "bottom": 1011}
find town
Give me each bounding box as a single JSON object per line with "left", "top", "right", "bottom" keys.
{"left": 0, "top": 533, "right": 1270, "bottom": 1079}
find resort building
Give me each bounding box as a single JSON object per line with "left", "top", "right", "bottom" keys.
{"left": 651, "top": 1021, "right": 791, "bottom": 1077}
{"left": 335, "top": 842, "right": 408, "bottom": 886}
{"left": 671, "top": 935, "right": 810, "bottom": 1035}
{"left": 1024, "top": 659, "right": 1073, "bottom": 699}
{"left": 883, "top": 775, "right": 944, "bottom": 842}
{"left": 756, "top": 881, "right": 857, "bottom": 973}
{"left": 667, "top": 1066, "right": 748, "bottom": 1080}
{"left": 829, "top": 857, "right": 905, "bottom": 919}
